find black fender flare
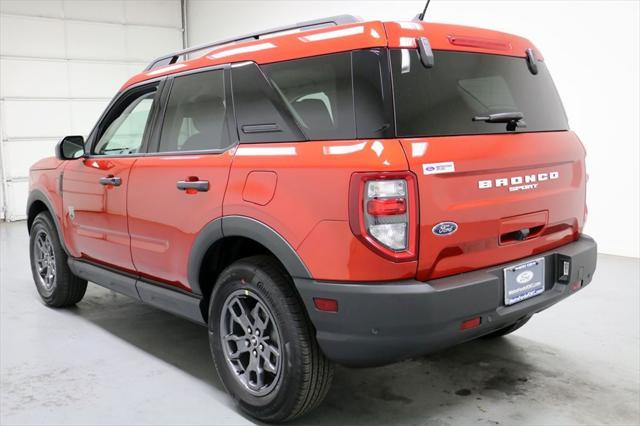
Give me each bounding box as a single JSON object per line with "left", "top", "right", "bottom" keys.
{"left": 26, "top": 189, "right": 70, "bottom": 256}
{"left": 187, "top": 215, "right": 311, "bottom": 296}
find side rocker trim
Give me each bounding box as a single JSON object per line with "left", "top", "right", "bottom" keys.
{"left": 68, "top": 258, "right": 206, "bottom": 325}
{"left": 187, "top": 215, "right": 311, "bottom": 296}
{"left": 68, "top": 258, "right": 140, "bottom": 300}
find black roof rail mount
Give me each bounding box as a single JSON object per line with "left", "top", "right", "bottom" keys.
{"left": 145, "top": 14, "right": 362, "bottom": 71}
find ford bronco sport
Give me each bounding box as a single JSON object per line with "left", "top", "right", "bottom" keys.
{"left": 27, "top": 14, "right": 597, "bottom": 422}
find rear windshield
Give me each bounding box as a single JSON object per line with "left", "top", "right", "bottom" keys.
{"left": 390, "top": 49, "right": 568, "bottom": 137}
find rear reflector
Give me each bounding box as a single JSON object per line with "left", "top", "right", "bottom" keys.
{"left": 313, "top": 298, "right": 338, "bottom": 313}
{"left": 461, "top": 316, "right": 481, "bottom": 330}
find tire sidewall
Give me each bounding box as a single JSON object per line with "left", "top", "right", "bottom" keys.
{"left": 209, "top": 260, "right": 307, "bottom": 418}
{"left": 29, "top": 213, "right": 64, "bottom": 304}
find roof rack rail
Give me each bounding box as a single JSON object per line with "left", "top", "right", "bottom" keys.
{"left": 144, "top": 14, "right": 362, "bottom": 71}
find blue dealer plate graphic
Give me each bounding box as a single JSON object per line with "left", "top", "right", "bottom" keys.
{"left": 503, "top": 258, "right": 545, "bottom": 306}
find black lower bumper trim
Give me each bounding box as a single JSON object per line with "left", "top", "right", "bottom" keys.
{"left": 295, "top": 235, "right": 597, "bottom": 367}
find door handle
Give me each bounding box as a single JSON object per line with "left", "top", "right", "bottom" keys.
{"left": 177, "top": 179, "right": 209, "bottom": 192}
{"left": 99, "top": 176, "right": 122, "bottom": 186}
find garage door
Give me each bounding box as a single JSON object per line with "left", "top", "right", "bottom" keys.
{"left": 0, "top": 0, "right": 184, "bottom": 221}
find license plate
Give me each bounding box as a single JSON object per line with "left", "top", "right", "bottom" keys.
{"left": 503, "top": 258, "right": 545, "bottom": 305}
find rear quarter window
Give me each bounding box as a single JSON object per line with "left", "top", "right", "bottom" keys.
{"left": 262, "top": 52, "right": 355, "bottom": 140}
{"left": 231, "top": 62, "right": 305, "bottom": 143}
{"left": 234, "top": 49, "right": 392, "bottom": 142}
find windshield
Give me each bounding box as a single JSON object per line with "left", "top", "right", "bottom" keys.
{"left": 390, "top": 49, "right": 568, "bottom": 137}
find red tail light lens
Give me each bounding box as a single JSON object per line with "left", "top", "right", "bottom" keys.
{"left": 367, "top": 198, "right": 407, "bottom": 216}
{"left": 349, "top": 172, "right": 419, "bottom": 262}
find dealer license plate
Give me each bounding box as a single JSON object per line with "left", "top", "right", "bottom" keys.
{"left": 503, "top": 258, "right": 545, "bottom": 306}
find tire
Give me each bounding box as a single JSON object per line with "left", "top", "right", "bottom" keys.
{"left": 483, "top": 316, "right": 531, "bottom": 339}
{"left": 29, "top": 211, "right": 87, "bottom": 307}
{"left": 208, "top": 255, "right": 333, "bottom": 423}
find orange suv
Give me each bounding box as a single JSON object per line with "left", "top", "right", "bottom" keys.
{"left": 27, "top": 15, "right": 597, "bottom": 422}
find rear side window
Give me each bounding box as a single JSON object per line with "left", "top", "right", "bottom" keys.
{"left": 158, "top": 69, "right": 230, "bottom": 152}
{"left": 390, "top": 49, "right": 568, "bottom": 137}
{"left": 262, "top": 52, "right": 355, "bottom": 140}
{"left": 352, "top": 49, "right": 394, "bottom": 139}
{"left": 231, "top": 62, "right": 304, "bottom": 143}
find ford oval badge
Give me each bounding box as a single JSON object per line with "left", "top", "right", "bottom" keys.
{"left": 516, "top": 270, "right": 534, "bottom": 284}
{"left": 432, "top": 222, "right": 458, "bottom": 236}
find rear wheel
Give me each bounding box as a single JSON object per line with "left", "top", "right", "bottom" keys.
{"left": 483, "top": 316, "right": 531, "bottom": 338}
{"left": 29, "top": 212, "right": 87, "bottom": 307}
{"left": 208, "top": 255, "right": 333, "bottom": 423}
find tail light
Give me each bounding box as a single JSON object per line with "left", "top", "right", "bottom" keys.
{"left": 349, "top": 172, "right": 418, "bottom": 262}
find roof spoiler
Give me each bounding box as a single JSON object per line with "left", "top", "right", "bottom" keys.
{"left": 144, "top": 14, "right": 362, "bottom": 71}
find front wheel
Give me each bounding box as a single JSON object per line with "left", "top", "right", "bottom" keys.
{"left": 29, "top": 212, "right": 87, "bottom": 307}
{"left": 208, "top": 256, "right": 333, "bottom": 423}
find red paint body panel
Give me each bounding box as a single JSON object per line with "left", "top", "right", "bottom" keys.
{"left": 61, "top": 158, "right": 137, "bottom": 271}
{"left": 31, "top": 157, "right": 64, "bottom": 171}
{"left": 29, "top": 165, "right": 64, "bottom": 231}
{"left": 399, "top": 131, "right": 585, "bottom": 280}
{"left": 224, "top": 140, "right": 416, "bottom": 281}
{"left": 297, "top": 220, "right": 417, "bottom": 281}
{"left": 127, "top": 152, "right": 234, "bottom": 290}
{"left": 242, "top": 171, "right": 278, "bottom": 206}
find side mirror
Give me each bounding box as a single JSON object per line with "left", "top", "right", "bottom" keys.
{"left": 55, "top": 136, "right": 86, "bottom": 160}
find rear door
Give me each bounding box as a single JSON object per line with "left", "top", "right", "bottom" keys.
{"left": 62, "top": 83, "right": 160, "bottom": 271}
{"left": 389, "top": 49, "right": 586, "bottom": 281}
{"left": 127, "top": 66, "right": 235, "bottom": 292}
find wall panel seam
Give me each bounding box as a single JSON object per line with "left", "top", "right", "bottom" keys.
{"left": 0, "top": 12, "right": 183, "bottom": 30}
{"left": 0, "top": 55, "right": 148, "bottom": 66}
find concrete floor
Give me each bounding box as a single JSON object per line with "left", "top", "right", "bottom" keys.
{"left": 1, "top": 221, "right": 639, "bottom": 426}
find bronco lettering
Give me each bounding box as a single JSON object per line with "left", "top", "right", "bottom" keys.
{"left": 478, "top": 171, "right": 559, "bottom": 190}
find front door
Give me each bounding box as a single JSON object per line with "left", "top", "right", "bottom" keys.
{"left": 62, "top": 83, "right": 160, "bottom": 272}
{"left": 127, "top": 67, "right": 235, "bottom": 291}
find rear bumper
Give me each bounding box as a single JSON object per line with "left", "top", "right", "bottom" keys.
{"left": 295, "top": 235, "right": 597, "bottom": 367}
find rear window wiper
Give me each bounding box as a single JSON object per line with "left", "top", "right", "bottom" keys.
{"left": 473, "top": 112, "right": 526, "bottom": 131}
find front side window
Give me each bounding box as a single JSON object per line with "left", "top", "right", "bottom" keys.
{"left": 158, "top": 69, "right": 231, "bottom": 152}
{"left": 391, "top": 49, "right": 569, "bottom": 137}
{"left": 94, "top": 90, "right": 156, "bottom": 155}
{"left": 262, "top": 52, "right": 355, "bottom": 140}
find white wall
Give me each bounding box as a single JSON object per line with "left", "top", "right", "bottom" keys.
{"left": 187, "top": 0, "right": 640, "bottom": 258}
{"left": 0, "top": 0, "right": 184, "bottom": 221}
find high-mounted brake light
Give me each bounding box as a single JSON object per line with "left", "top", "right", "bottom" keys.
{"left": 349, "top": 172, "right": 419, "bottom": 262}
{"left": 448, "top": 35, "right": 511, "bottom": 51}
